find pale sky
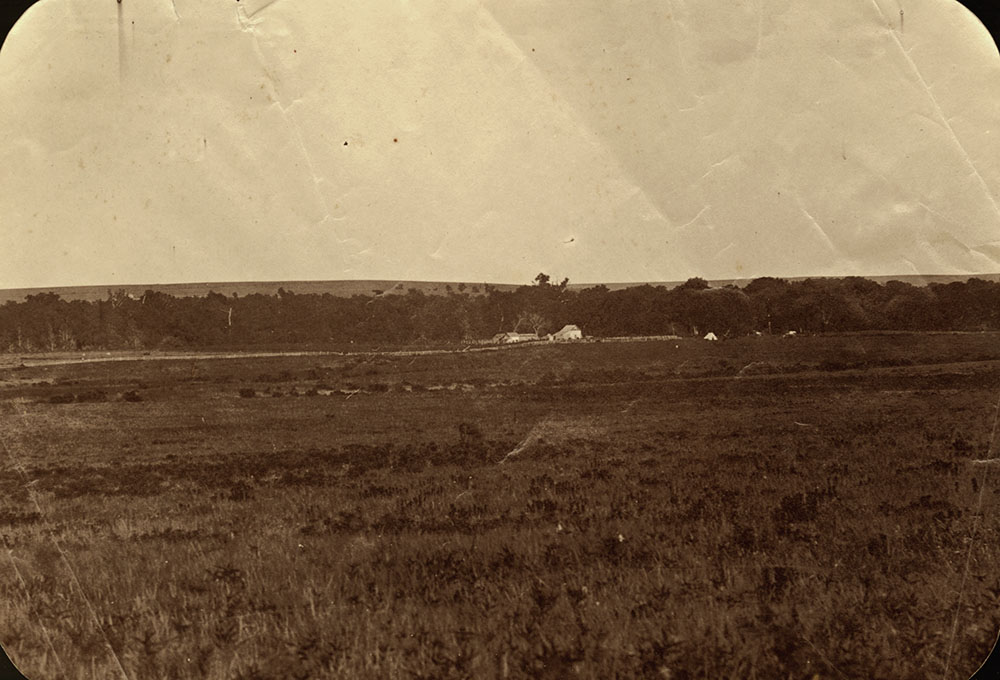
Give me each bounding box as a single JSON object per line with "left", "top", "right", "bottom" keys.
{"left": 1, "top": 0, "right": 999, "bottom": 288}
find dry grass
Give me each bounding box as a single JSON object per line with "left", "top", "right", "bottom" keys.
{"left": 1, "top": 335, "right": 999, "bottom": 678}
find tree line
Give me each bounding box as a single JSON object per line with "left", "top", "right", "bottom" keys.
{"left": 1, "top": 275, "right": 999, "bottom": 352}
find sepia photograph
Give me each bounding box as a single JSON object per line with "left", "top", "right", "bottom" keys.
{"left": 2, "top": 0, "right": 1000, "bottom": 677}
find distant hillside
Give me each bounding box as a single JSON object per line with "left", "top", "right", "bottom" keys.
{"left": 0, "top": 280, "right": 520, "bottom": 304}
{"left": 1, "top": 273, "right": 999, "bottom": 304}
{"left": 579, "top": 273, "right": 1000, "bottom": 292}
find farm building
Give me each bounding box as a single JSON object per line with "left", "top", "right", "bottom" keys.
{"left": 549, "top": 325, "right": 584, "bottom": 341}
{"left": 492, "top": 332, "right": 539, "bottom": 344}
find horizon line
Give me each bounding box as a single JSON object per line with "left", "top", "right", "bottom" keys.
{"left": 3, "top": 271, "right": 1000, "bottom": 293}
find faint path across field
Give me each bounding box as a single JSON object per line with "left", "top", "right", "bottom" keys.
{"left": 0, "top": 345, "right": 514, "bottom": 369}
{"left": 3, "top": 333, "right": 998, "bottom": 372}
{"left": 1, "top": 336, "right": 651, "bottom": 369}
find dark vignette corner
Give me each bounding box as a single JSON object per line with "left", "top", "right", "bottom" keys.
{"left": 0, "top": 642, "right": 29, "bottom": 680}
{"left": 0, "top": 1, "right": 39, "bottom": 55}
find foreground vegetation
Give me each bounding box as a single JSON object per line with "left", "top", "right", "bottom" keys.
{"left": 1, "top": 333, "right": 1000, "bottom": 678}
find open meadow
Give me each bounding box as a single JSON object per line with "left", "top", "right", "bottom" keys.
{"left": 2, "top": 333, "right": 1000, "bottom": 679}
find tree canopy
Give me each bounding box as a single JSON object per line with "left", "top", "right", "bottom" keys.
{"left": 1, "top": 276, "right": 997, "bottom": 351}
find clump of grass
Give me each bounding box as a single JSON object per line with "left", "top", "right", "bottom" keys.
{"left": 75, "top": 389, "right": 108, "bottom": 402}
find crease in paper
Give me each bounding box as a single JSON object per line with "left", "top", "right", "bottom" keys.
{"left": 235, "top": 1, "right": 337, "bottom": 245}
{"left": 868, "top": 0, "right": 1000, "bottom": 224}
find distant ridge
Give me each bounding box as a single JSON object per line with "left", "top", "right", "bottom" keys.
{"left": 0, "top": 280, "right": 520, "bottom": 304}
{"left": 1, "top": 273, "right": 999, "bottom": 305}
{"left": 583, "top": 273, "right": 1000, "bottom": 291}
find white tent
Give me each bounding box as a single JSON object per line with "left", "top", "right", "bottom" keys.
{"left": 551, "top": 324, "right": 583, "bottom": 341}
{"left": 703, "top": 332, "right": 718, "bottom": 341}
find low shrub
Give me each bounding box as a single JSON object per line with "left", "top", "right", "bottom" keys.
{"left": 75, "top": 389, "right": 108, "bottom": 403}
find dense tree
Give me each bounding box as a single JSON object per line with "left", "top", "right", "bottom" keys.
{"left": 1, "top": 276, "right": 999, "bottom": 351}
{"left": 678, "top": 277, "right": 710, "bottom": 291}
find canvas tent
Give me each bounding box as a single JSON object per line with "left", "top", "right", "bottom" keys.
{"left": 703, "top": 332, "right": 718, "bottom": 341}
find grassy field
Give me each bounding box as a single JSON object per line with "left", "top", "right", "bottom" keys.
{"left": 2, "top": 333, "right": 1000, "bottom": 679}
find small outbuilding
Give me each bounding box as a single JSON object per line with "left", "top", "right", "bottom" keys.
{"left": 493, "top": 332, "right": 539, "bottom": 344}
{"left": 703, "top": 332, "right": 718, "bottom": 341}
